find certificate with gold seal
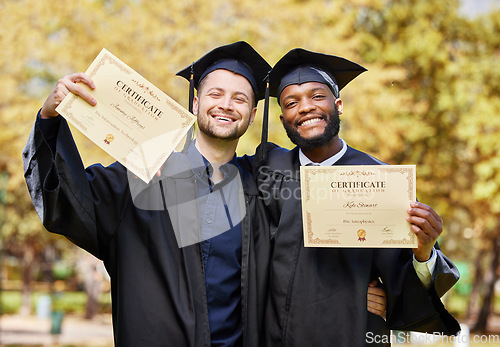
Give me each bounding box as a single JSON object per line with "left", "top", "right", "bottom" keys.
{"left": 56, "top": 48, "right": 196, "bottom": 183}
{"left": 300, "top": 165, "right": 417, "bottom": 248}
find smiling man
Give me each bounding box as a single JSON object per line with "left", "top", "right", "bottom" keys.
{"left": 23, "top": 41, "right": 272, "bottom": 347}
{"left": 253, "top": 48, "right": 461, "bottom": 346}
{"left": 195, "top": 70, "right": 255, "bottom": 141}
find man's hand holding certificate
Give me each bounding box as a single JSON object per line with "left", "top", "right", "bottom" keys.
{"left": 55, "top": 49, "right": 196, "bottom": 183}
{"left": 300, "top": 165, "right": 417, "bottom": 248}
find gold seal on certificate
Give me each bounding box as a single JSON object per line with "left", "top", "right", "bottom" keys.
{"left": 300, "top": 165, "right": 417, "bottom": 248}
{"left": 56, "top": 49, "right": 196, "bottom": 183}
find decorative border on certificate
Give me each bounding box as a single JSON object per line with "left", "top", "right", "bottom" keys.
{"left": 56, "top": 49, "right": 196, "bottom": 183}
{"left": 302, "top": 168, "right": 319, "bottom": 202}
{"left": 377, "top": 166, "right": 415, "bottom": 201}
{"left": 93, "top": 52, "right": 194, "bottom": 124}
{"left": 306, "top": 212, "right": 341, "bottom": 245}
{"left": 300, "top": 165, "right": 417, "bottom": 248}
{"left": 381, "top": 232, "right": 416, "bottom": 245}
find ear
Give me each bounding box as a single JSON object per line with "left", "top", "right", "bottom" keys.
{"left": 335, "top": 98, "right": 343, "bottom": 115}
{"left": 193, "top": 96, "right": 199, "bottom": 116}
{"left": 279, "top": 114, "right": 284, "bottom": 125}
{"left": 249, "top": 106, "right": 257, "bottom": 125}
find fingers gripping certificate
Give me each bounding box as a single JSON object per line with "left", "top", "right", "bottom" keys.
{"left": 56, "top": 49, "right": 196, "bottom": 183}
{"left": 300, "top": 165, "right": 417, "bottom": 248}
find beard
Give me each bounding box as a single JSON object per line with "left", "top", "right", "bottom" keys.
{"left": 197, "top": 112, "right": 250, "bottom": 141}
{"left": 283, "top": 107, "right": 340, "bottom": 151}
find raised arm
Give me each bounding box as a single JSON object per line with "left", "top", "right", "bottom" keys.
{"left": 23, "top": 73, "right": 130, "bottom": 260}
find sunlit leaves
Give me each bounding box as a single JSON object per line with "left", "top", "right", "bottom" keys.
{"left": 1, "top": 0, "right": 498, "bottom": 267}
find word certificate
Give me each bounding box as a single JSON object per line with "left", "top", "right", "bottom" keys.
{"left": 56, "top": 48, "right": 196, "bottom": 183}
{"left": 300, "top": 165, "right": 417, "bottom": 248}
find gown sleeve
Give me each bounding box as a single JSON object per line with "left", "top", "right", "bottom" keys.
{"left": 373, "top": 246, "right": 460, "bottom": 335}
{"left": 23, "top": 113, "right": 131, "bottom": 260}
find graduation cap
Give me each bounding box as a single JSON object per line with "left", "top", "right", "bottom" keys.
{"left": 176, "top": 41, "right": 271, "bottom": 108}
{"left": 269, "top": 48, "right": 367, "bottom": 102}
{"left": 258, "top": 48, "right": 367, "bottom": 163}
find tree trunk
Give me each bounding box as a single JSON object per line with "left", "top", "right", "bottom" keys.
{"left": 19, "top": 249, "right": 35, "bottom": 316}
{"left": 471, "top": 236, "right": 500, "bottom": 333}
{"left": 467, "top": 250, "right": 485, "bottom": 320}
{"left": 84, "top": 275, "right": 101, "bottom": 319}
{"left": 78, "top": 255, "right": 104, "bottom": 320}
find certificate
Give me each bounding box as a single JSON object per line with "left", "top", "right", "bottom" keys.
{"left": 300, "top": 165, "right": 417, "bottom": 248}
{"left": 56, "top": 48, "right": 196, "bottom": 183}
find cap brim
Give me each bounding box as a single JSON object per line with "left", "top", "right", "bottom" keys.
{"left": 269, "top": 48, "right": 367, "bottom": 98}
{"left": 176, "top": 41, "right": 271, "bottom": 101}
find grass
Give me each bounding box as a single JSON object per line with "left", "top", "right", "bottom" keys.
{"left": 0, "top": 290, "right": 111, "bottom": 315}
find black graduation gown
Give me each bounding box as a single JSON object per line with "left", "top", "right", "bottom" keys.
{"left": 252, "top": 144, "right": 460, "bottom": 347}
{"left": 22, "top": 116, "right": 271, "bottom": 347}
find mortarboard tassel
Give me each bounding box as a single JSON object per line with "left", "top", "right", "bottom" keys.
{"left": 258, "top": 73, "right": 270, "bottom": 165}
{"left": 182, "top": 63, "right": 195, "bottom": 153}
{"left": 188, "top": 63, "right": 195, "bottom": 113}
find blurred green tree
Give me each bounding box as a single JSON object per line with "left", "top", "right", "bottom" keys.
{"left": 351, "top": 0, "right": 500, "bottom": 331}
{"left": 1, "top": 0, "right": 498, "bottom": 328}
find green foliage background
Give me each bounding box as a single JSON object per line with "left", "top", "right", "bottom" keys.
{"left": 1, "top": 0, "right": 499, "bottom": 322}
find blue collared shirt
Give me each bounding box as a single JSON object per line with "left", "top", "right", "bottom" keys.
{"left": 185, "top": 142, "right": 244, "bottom": 347}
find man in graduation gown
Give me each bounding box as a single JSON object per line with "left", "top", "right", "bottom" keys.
{"left": 22, "top": 41, "right": 273, "bottom": 347}
{"left": 250, "top": 48, "right": 461, "bottom": 346}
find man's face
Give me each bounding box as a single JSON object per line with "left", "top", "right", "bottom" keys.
{"left": 279, "top": 81, "right": 342, "bottom": 150}
{"left": 193, "top": 69, "right": 257, "bottom": 141}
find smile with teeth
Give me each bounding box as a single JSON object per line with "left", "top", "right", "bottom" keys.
{"left": 299, "top": 117, "right": 323, "bottom": 127}
{"left": 213, "top": 115, "right": 236, "bottom": 122}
